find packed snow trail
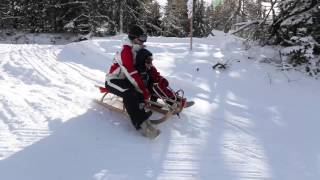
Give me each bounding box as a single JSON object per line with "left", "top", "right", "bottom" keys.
{"left": 0, "top": 33, "right": 320, "bottom": 180}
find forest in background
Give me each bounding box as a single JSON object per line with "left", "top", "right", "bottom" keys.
{"left": 0, "top": 0, "right": 319, "bottom": 75}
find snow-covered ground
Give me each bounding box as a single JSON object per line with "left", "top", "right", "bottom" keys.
{"left": 0, "top": 32, "right": 319, "bottom": 180}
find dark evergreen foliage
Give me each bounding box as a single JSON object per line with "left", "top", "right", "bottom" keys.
{"left": 0, "top": 0, "right": 159, "bottom": 36}
{"left": 192, "top": 0, "right": 211, "bottom": 37}
{"left": 161, "top": 0, "right": 189, "bottom": 37}
{"left": 268, "top": 0, "right": 320, "bottom": 76}
{"left": 0, "top": 0, "right": 212, "bottom": 38}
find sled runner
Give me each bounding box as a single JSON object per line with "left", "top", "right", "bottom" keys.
{"left": 94, "top": 84, "right": 194, "bottom": 124}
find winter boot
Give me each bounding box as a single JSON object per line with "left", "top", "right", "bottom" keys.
{"left": 184, "top": 100, "right": 195, "bottom": 108}
{"left": 140, "top": 120, "right": 160, "bottom": 139}
{"left": 177, "top": 97, "right": 195, "bottom": 108}
{"left": 166, "top": 98, "right": 194, "bottom": 108}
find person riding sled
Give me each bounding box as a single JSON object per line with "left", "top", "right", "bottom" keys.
{"left": 105, "top": 25, "right": 160, "bottom": 139}
{"left": 135, "top": 48, "right": 194, "bottom": 109}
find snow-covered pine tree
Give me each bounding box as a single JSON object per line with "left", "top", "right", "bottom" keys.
{"left": 88, "top": 0, "right": 117, "bottom": 36}
{"left": 269, "top": 0, "right": 320, "bottom": 76}
{"left": 193, "top": 0, "right": 211, "bottom": 37}
{"left": 0, "top": 0, "right": 30, "bottom": 31}
{"left": 161, "top": 0, "right": 189, "bottom": 37}
{"left": 0, "top": 0, "right": 15, "bottom": 30}
{"left": 241, "top": 0, "right": 263, "bottom": 22}
{"left": 210, "top": 0, "right": 266, "bottom": 33}
{"left": 0, "top": 0, "right": 163, "bottom": 36}
{"left": 45, "top": 0, "right": 64, "bottom": 33}
{"left": 312, "top": 5, "right": 320, "bottom": 44}
{"left": 58, "top": 0, "right": 91, "bottom": 34}
{"left": 143, "top": 0, "right": 162, "bottom": 36}
{"left": 210, "top": 0, "right": 241, "bottom": 31}
{"left": 205, "top": 3, "right": 215, "bottom": 35}
{"left": 25, "top": 1, "right": 47, "bottom": 32}
{"left": 120, "top": 0, "right": 147, "bottom": 33}
{"left": 59, "top": 0, "right": 117, "bottom": 36}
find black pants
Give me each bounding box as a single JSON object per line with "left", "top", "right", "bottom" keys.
{"left": 105, "top": 79, "right": 148, "bottom": 130}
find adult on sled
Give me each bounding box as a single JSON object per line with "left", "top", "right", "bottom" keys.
{"left": 105, "top": 25, "right": 160, "bottom": 139}
{"left": 135, "top": 48, "right": 194, "bottom": 109}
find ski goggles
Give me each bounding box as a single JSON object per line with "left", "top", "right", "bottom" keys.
{"left": 137, "top": 34, "right": 147, "bottom": 42}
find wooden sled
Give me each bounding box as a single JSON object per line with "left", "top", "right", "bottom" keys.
{"left": 94, "top": 85, "right": 188, "bottom": 124}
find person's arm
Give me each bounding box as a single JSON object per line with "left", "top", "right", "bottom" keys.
{"left": 149, "top": 66, "right": 169, "bottom": 87}
{"left": 149, "top": 65, "right": 175, "bottom": 97}
{"left": 121, "top": 46, "right": 150, "bottom": 99}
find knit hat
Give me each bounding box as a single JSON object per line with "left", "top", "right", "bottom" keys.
{"left": 128, "top": 25, "right": 147, "bottom": 42}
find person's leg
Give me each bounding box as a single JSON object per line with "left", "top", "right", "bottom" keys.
{"left": 122, "top": 87, "right": 151, "bottom": 129}
{"left": 105, "top": 79, "right": 151, "bottom": 129}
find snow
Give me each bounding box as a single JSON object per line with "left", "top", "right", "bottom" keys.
{"left": 1, "top": 31, "right": 320, "bottom": 180}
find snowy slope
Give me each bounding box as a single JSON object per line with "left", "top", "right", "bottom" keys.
{"left": 0, "top": 32, "right": 320, "bottom": 180}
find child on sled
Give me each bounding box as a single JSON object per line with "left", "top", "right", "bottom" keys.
{"left": 135, "top": 48, "right": 194, "bottom": 109}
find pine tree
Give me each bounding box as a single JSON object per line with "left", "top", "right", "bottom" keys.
{"left": 24, "top": 0, "right": 47, "bottom": 32}
{"left": 161, "top": 0, "right": 189, "bottom": 37}
{"left": 205, "top": 4, "right": 215, "bottom": 35}
{"left": 193, "top": 0, "right": 211, "bottom": 37}
{"left": 94, "top": 0, "right": 117, "bottom": 35}
{"left": 144, "top": 0, "right": 162, "bottom": 36}
{"left": 210, "top": 0, "right": 239, "bottom": 31}
{"left": 121, "top": 0, "right": 147, "bottom": 33}
{"left": 1, "top": 0, "right": 29, "bottom": 30}
{"left": 0, "top": 0, "right": 15, "bottom": 29}
{"left": 269, "top": 0, "right": 320, "bottom": 75}
{"left": 58, "top": 0, "right": 116, "bottom": 35}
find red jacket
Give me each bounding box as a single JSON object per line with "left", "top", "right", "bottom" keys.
{"left": 148, "top": 66, "right": 174, "bottom": 97}
{"left": 106, "top": 41, "right": 150, "bottom": 99}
